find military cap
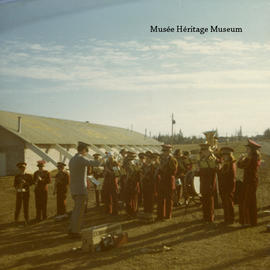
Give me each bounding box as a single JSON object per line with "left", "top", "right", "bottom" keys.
{"left": 145, "top": 151, "right": 152, "bottom": 158}
{"left": 161, "top": 144, "right": 172, "bottom": 152}
{"left": 199, "top": 143, "right": 210, "bottom": 150}
{"left": 93, "top": 153, "right": 101, "bottom": 157}
{"left": 173, "top": 149, "right": 181, "bottom": 156}
{"left": 77, "top": 141, "right": 89, "bottom": 152}
{"left": 220, "top": 147, "right": 234, "bottom": 155}
{"left": 119, "top": 148, "right": 127, "bottom": 154}
{"left": 127, "top": 151, "right": 136, "bottom": 160}
{"left": 183, "top": 151, "right": 190, "bottom": 156}
{"left": 245, "top": 139, "right": 261, "bottom": 150}
{"left": 16, "top": 162, "right": 27, "bottom": 168}
{"left": 37, "top": 160, "right": 46, "bottom": 167}
{"left": 57, "top": 162, "right": 66, "bottom": 167}
{"left": 138, "top": 153, "right": 145, "bottom": 158}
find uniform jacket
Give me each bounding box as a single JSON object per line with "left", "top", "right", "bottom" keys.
{"left": 55, "top": 171, "right": 70, "bottom": 194}
{"left": 158, "top": 155, "right": 178, "bottom": 192}
{"left": 198, "top": 155, "right": 218, "bottom": 196}
{"left": 237, "top": 156, "right": 260, "bottom": 186}
{"left": 33, "top": 170, "right": 51, "bottom": 192}
{"left": 141, "top": 163, "right": 156, "bottom": 192}
{"left": 217, "top": 161, "right": 236, "bottom": 195}
{"left": 14, "top": 173, "right": 33, "bottom": 192}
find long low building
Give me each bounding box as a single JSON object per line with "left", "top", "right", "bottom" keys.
{"left": 0, "top": 110, "right": 162, "bottom": 176}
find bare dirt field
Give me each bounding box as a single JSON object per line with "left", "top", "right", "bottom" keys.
{"left": 0, "top": 142, "right": 270, "bottom": 270}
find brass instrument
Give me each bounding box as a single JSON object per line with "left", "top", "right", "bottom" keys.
{"left": 203, "top": 130, "right": 218, "bottom": 151}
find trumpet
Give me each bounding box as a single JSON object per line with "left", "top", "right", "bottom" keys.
{"left": 238, "top": 153, "right": 247, "bottom": 161}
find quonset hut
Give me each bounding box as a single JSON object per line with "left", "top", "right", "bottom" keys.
{"left": 0, "top": 110, "right": 162, "bottom": 176}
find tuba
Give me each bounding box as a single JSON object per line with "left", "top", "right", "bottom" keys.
{"left": 203, "top": 131, "right": 218, "bottom": 152}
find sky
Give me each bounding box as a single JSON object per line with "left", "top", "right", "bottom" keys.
{"left": 0, "top": 0, "right": 270, "bottom": 137}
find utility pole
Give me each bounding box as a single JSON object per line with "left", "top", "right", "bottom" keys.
{"left": 171, "top": 113, "right": 176, "bottom": 137}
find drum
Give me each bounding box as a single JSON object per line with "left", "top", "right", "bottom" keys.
{"left": 183, "top": 171, "right": 201, "bottom": 206}
{"left": 185, "top": 171, "right": 200, "bottom": 196}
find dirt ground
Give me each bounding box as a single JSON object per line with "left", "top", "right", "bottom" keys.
{"left": 0, "top": 142, "right": 270, "bottom": 270}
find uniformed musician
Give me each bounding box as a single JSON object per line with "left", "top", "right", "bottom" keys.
{"left": 14, "top": 162, "right": 33, "bottom": 225}
{"left": 33, "top": 160, "right": 51, "bottom": 222}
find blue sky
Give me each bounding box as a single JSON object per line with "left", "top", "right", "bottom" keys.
{"left": 0, "top": 0, "right": 270, "bottom": 137}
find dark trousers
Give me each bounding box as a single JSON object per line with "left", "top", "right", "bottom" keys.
{"left": 104, "top": 190, "right": 118, "bottom": 215}
{"left": 143, "top": 190, "right": 154, "bottom": 213}
{"left": 15, "top": 192, "right": 29, "bottom": 222}
{"left": 201, "top": 194, "right": 214, "bottom": 222}
{"left": 35, "top": 190, "right": 48, "bottom": 221}
{"left": 56, "top": 192, "right": 67, "bottom": 215}
{"left": 221, "top": 193, "right": 234, "bottom": 223}
{"left": 126, "top": 193, "right": 138, "bottom": 217}
{"left": 157, "top": 190, "right": 173, "bottom": 219}
{"left": 239, "top": 184, "right": 257, "bottom": 226}
{"left": 95, "top": 190, "right": 101, "bottom": 206}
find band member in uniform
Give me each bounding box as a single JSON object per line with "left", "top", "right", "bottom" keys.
{"left": 173, "top": 149, "right": 184, "bottom": 206}
{"left": 53, "top": 162, "right": 70, "bottom": 216}
{"left": 141, "top": 152, "right": 156, "bottom": 213}
{"left": 237, "top": 139, "right": 261, "bottom": 226}
{"left": 197, "top": 144, "right": 218, "bottom": 224}
{"left": 181, "top": 151, "right": 193, "bottom": 204}
{"left": 137, "top": 152, "right": 145, "bottom": 207}
{"left": 217, "top": 147, "right": 236, "bottom": 224}
{"left": 91, "top": 154, "right": 104, "bottom": 207}
{"left": 14, "top": 162, "right": 33, "bottom": 225}
{"left": 151, "top": 152, "right": 161, "bottom": 204}
{"left": 33, "top": 160, "right": 51, "bottom": 222}
{"left": 157, "top": 144, "right": 178, "bottom": 220}
{"left": 118, "top": 149, "right": 127, "bottom": 202}
{"left": 103, "top": 153, "right": 119, "bottom": 215}
{"left": 125, "top": 152, "right": 140, "bottom": 218}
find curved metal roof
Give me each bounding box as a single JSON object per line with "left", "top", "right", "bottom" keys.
{"left": 0, "top": 110, "right": 161, "bottom": 146}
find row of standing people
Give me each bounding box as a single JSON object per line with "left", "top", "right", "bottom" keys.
{"left": 14, "top": 161, "right": 69, "bottom": 225}
{"left": 94, "top": 139, "right": 261, "bottom": 227}
{"left": 197, "top": 139, "right": 261, "bottom": 226}
{"left": 14, "top": 138, "right": 261, "bottom": 231}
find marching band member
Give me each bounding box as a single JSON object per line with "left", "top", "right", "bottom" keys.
{"left": 33, "top": 160, "right": 51, "bottom": 222}
{"left": 181, "top": 151, "right": 193, "bottom": 204}
{"left": 14, "top": 162, "right": 33, "bottom": 225}
{"left": 137, "top": 152, "right": 146, "bottom": 207}
{"left": 125, "top": 152, "right": 140, "bottom": 218}
{"left": 118, "top": 149, "right": 127, "bottom": 202}
{"left": 173, "top": 149, "right": 184, "bottom": 206}
{"left": 217, "top": 147, "right": 236, "bottom": 224}
{"left": 237, "top": 139, "right": 261, "bottom": 226}
{"left": 157, "top": 144, "right": 178, "bottom": 220}
{"left": 53, "top": 162, "right": 69, "bottom": 216}
{"left": 197, "top": 144, "right": 218, "bottom": 224}
{"left": 103, "top": 153, "right": 119, "bottom": 215}
{"left": 141, "top": 151, "right": 156, "bottom": 213}
{"left": 92, "top": 153, "right": 104, "bottom": 207}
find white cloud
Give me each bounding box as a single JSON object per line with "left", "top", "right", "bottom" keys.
{"left": 0, "top": 37, "right": 270, "bottom": 94}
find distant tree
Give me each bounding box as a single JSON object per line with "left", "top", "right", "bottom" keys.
{"left": 264, "top": 128, "right": 270, "bottom": 138}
